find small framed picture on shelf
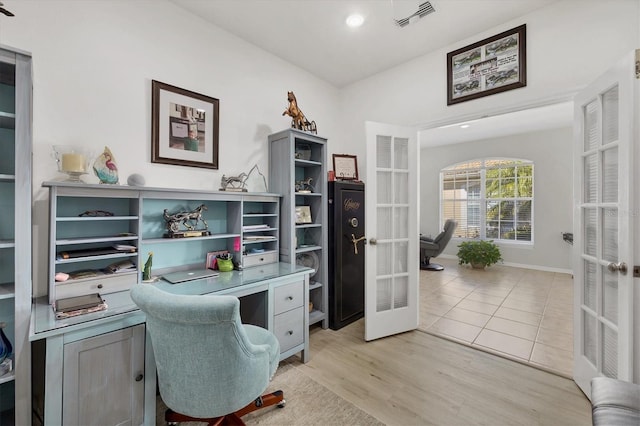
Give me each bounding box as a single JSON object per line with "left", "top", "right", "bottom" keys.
{"left": 295, "top": 206, "right": 312, "bottom": 224}
{"left": 332, "top": 154, "right": 358, "bottom": 180}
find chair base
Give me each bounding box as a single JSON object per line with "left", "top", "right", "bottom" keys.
{"left": 420, "top": 262, "right": 444, "bottom": 271}
{"left": 166, "top": 389, "right": 285, "bottom": 426}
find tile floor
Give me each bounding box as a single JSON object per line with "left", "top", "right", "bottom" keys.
{"left": 419, "top": 257, "right": 573, "bottom": 378}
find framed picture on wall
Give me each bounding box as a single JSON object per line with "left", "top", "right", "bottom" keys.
{"left": 151, "top": 80, "right": 220, "bottom": 169}
{"left": 447, "top": 24, "right": 527, "bottom": 105}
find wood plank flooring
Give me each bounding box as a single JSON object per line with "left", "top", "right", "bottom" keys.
{"left": 294, "top": 320, "right": 591, "bottom": 425}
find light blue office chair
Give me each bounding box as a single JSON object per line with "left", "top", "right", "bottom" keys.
{"left": 130, "top": 284, "right": 284, "bottom": 425}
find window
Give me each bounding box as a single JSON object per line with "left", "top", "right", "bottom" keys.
{"left": 441, "top": 158, "right": 533, "bottom": 243}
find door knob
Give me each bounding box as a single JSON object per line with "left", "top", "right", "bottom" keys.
{"left": 607, "top": 262, "right": 627, "bottom": 274}
{"left": 369, "top": 238, "right": 377, "bottom": 245}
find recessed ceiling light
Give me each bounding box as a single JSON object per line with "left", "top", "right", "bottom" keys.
{"left": 346, "top": 14, "right": 364, "bottom": 28}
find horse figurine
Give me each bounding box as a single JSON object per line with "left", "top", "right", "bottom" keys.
{"left": 163, "top": 204, "right": 209, "bottom": 234}
{"left": 282, "top": 91, "right": 317, "bottom": 134}
{"left": 220, "top": 172, "right": 248, "bottom": 192}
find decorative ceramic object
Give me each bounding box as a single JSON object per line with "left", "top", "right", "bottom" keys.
{"left": 143, "top": 252, "right": 153, "bottom": 281}
{"left": 127, "top": 173, "right": 145, "bottom": 187}
{"left": 93, "top": 146, "right": 119, "bottom": 184}
{"left": 52, "top": 145, "right": 93, "bottom": 182}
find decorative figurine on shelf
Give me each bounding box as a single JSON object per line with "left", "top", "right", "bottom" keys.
{"left": 0, "top": 322, "right": 12, "bottom": 363}
{"left": 295, "top": 177, "right": 315, "bottom": 193}
{"left": 93, "top": 146, "right": 119, "bottom": 184}
{"left": 282, "top": 91, "right": 317, "bottom": 134}
{"left": 219, "top": 173, "right": 248, "bottom": 192}
{"left": 142, "top": 252, "right": 153, "bottom": 281}
{"left": 220, "top": 164, "right": 268, "bottom": 192}
{"left": 163, "top": 204, "right": 210, "bottom": 238}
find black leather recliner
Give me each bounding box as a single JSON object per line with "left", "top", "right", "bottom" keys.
{"left": 420, "top": 219, "right": 457, "bottom": 271}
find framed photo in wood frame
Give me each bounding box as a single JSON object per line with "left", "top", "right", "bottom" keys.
{"left": 447, "top": 24, "right": 526, "bottom": 105}
{"left": 332, "top": 154, "right": 359, "bottom": 180}
{"left": 151, "top": 80, "right": 219, "bottom": 169}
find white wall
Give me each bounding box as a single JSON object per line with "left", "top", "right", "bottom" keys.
{"left": 0, "top": 0, "right": 340, "bottom": 296}
{"left": 337, "top": 0, "right": 640, "bottom": 171}
{"left": 336, "top": 0, "right": 638, "bottom": 271}
{"left": 421, "top": 127, "right": 573, "bottom": 272}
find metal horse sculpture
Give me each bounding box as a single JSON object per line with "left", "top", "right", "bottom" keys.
{"left": 220, "top": 172, "right": 248, "bottom": 192}
{"left": 163, "top": 204, "right": 209, "bottom": 233}
{"left": 282, "top": 91, "right": 317, "bottom": 134}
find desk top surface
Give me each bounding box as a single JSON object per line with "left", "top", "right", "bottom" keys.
{"left": 31, "top": 263, "right": 310, "bottom": 339}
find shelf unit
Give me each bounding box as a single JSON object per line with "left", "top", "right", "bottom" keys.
{"left": 0, "top": 46, "right": 32, "bottom": 425}
{"left": 44, "top": 183, "right": 281, "bottom": 304}
{"left": 269, "top": 128, "right": 328, "bottom": 328}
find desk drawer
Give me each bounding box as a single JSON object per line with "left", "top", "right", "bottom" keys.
{"left": 274, "top": 307, "right": 304, "bottom": 352}
{"left": 242, "top": 251, "right": 278, "bottom": 268}
{"left": 55, "top": 273, "right": 137, "bottom": 300}
{"left": 273, "top": 281, "right": 303, "bottom": 315}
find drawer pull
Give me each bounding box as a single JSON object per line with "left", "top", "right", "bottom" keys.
{"left": 287, "top": 330, "right": 294, "bottom": 336}
{"left": 97, "top": 284, "right": 103, "bottom": 289}
{"left": 135, "top": 374, "right": 144, "bottom": 382}
{"left": 286, "top": 296, "right": 293, "bottom": 301}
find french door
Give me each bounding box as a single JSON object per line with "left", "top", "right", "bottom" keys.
{"left": 364, "top": 122, "right": 419, "bottom": 341}
{"left": 572, "top": 49, "right": 638, "bottom": 397}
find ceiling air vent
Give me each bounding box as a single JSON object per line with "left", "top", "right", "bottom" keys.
{"left": 394, "top": 1, "right": 435, "bottom": 28}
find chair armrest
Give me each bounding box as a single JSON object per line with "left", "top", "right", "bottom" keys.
{"left": 420, "top": 241, "right": 439, "bottom": 251}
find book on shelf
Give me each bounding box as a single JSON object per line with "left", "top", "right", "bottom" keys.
{"left": 243, "top": 235, "right": 274, "bottom": 241}
{"left": 242, "top": 224, "right": 269, "bottom": 230}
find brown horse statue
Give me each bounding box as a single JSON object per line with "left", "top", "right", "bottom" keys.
{"left": 282, "top": 91, "right": 317, "bottom": 134}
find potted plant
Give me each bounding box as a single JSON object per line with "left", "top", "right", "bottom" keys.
{"left": 457, "top": 240, "right": 502, "bottom": 269}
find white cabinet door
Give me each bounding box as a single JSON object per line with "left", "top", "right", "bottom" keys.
{"left": 63, "top": 325, "right": 145, "bottom": 425}
{"left": 573, "top": 49, "right": 638, "bottom": 397}
{"left": 364, "top": 122, "right": 419, "bottom": 341}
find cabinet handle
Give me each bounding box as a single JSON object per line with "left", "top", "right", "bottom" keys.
{"left": 286, "top": 296, "right": 293, "bottom": 301}
{"left": 135, "top": 374, "right": 144, "bottom": 382}
{"left": 287, "top": 330, "right": 293, "bottom": 336}
{"left": 97, "top": 284, "right": 103, "bottom": 289}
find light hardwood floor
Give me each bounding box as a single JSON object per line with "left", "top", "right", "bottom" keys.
{"left": 297, "top": 320, "right": 591, "bottom": 425}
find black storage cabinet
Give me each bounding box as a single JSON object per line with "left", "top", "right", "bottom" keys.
{"left": 328, "top": 181, "right": 365, "bottom": 330}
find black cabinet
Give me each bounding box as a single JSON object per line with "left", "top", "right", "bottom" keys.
{"left": 328, "top": 181, "right": 365, "bottom": 330}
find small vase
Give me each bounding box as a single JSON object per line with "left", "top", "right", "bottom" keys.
{"left": 0, "top": 322, "right": 12, "bottom": 363}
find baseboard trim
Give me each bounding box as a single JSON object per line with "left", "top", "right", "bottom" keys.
{"left": 437, "top": 254, "right": 573, "bottom": 275}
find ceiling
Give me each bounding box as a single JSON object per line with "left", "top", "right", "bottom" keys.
{"left": 170, "top": 0, "right": 560, "bottom": 88}
{"left": 170, "top": 0, "right": 571, "bottom": 146}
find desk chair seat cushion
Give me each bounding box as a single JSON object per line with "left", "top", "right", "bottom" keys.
{"left": 130, "top": 284, "right": 279, "bottom": 419}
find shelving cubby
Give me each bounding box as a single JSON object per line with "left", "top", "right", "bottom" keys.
{"left": 44, "top": 183, "right": 282, "bottom": 305}
{"left": 269, "top": 128, "right": 328, "bottom": 329}
{"left": 0, "top": 46, "right": 32, "bottom": 425}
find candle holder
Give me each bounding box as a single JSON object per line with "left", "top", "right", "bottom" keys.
{"left": 52, "top": 145, "right": 93, "bottom": 183}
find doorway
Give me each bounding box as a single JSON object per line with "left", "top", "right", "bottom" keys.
{"left": 418, "top": 101, "right": 575, "bottom": 377}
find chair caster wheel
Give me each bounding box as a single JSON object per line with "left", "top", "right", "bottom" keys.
{"left": 277, "top": 399, "right": 286, "bottom": 408}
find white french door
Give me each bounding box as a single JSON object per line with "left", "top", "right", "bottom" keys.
{"left": 572, "top": 49, "right": 638, "bottom": 397}
{"left": 364, "top": 122, "right": 419, "bottom": 341}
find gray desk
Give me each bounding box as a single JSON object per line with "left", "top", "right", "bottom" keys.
{"left": 30, "top": 263, "right": 311, "bottom": 426}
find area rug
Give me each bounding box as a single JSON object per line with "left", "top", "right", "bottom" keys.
{"left": 156, "top": 362, "right": 384, "bottom": 425}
